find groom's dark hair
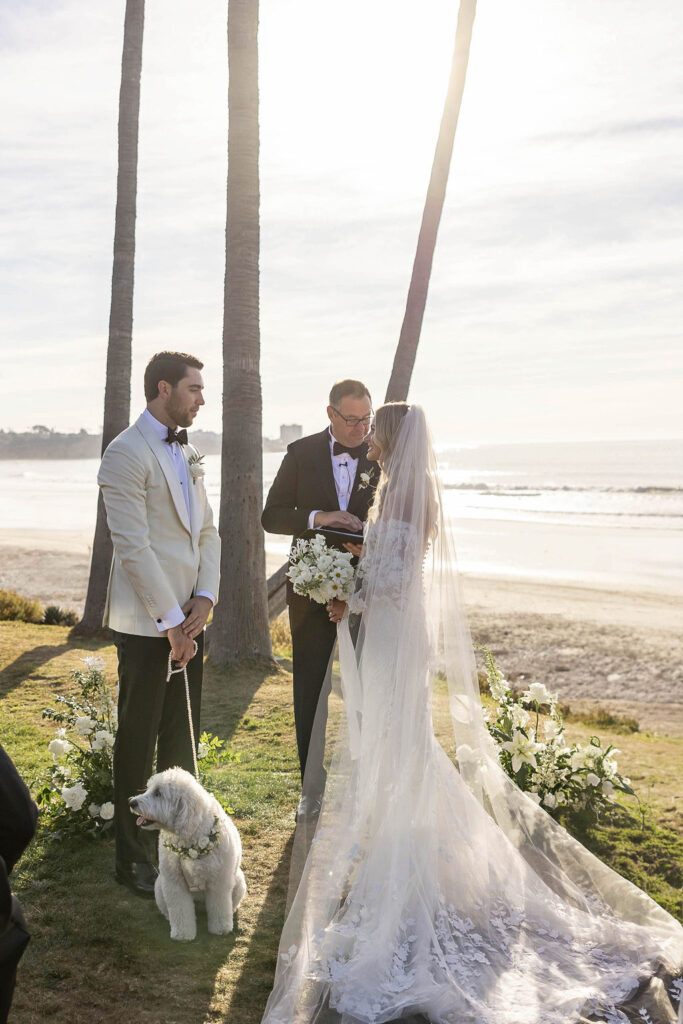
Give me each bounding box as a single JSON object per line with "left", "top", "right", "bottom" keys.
{"left": 329, "top": 379, "right": 371, "bottom": 407}
{"left": 144, "top": 351, "right": 204, "bottom": 401}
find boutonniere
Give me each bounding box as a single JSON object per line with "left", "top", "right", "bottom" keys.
{"left": 358, "top": 467, "right": 378, "bottom": 490}
{"left": 187, "top": 451, "right": 206, "bottom": 485}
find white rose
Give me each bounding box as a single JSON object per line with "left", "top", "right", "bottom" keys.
{"left": 526, "top": 791, "right": 542, "bottom": 805}
{"left": 543, "top": 792, "right": 557, "bottom": 809}
{"left": 197, "top": 741, "right": 210, "bottom": 760}
{"left": 586, "top": 772, "right": 600, "bottom": 787}
{"left": 543, "top": 720, "right": 562, "bottom": 741}
{"left": 525, "top": 682, "right": 552, "bottom": 705}
{"left": 197, "top": 835, "right": 210, "bottom": 849}
{"left": 88, "top": 802, "right": 101, "bottom": 817}
{"left": 83, "top": 656, "right": 105, "bottom": 673}
{"left": 188, "top": 848, "right": 199, "bottom": 859}
{"left": 601, "top": 779, "right": 614, "bottom": 798}
{"left": 75, "top": 716, "right": 96, "bottom": 736}
{"left": 91, "top": 729, "right": 115, "bottom": 751}
{"left": 99, "top": 802, "right": 115, "bottom": 820}
{"left": 61, "top": 782, "right": 87, "bottom": 811}
{"left": 510, "top": 705, "right": 530, "bottom": 729}
{"left": 48, "top": 738, "right": 70, "bottom": 758}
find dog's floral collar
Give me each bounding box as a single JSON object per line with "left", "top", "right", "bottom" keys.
{"left": 163, "top": 815, "right": 220, "bottom": 860}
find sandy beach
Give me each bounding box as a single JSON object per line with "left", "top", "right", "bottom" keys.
{"left": 1, "top": 528, "right": 681, "bottom": 718}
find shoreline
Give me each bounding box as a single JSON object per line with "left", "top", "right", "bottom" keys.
{"left": 1, "top": 527, "right": 680, "bottom": 629}
{"left": 1, "top": 529, "right": 681, "bottom": 708}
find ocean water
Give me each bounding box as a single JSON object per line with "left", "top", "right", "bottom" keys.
{"left": 1, "top": 439, "right": 682, "bottom": 596}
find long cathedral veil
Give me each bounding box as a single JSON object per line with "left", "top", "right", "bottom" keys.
{"left": 262, "top": 405, "right": 683, "bottom": 1024}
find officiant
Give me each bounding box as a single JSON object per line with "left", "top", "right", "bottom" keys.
{"left": 262, "top": 380, "right": 378, "bottom": 798}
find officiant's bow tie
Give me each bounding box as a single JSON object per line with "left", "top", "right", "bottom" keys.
{"left": 333, "top": 441, "right": 365, "bottom": 459}
{"left": 165, "top": 427, "right": 188, "bottom": 446}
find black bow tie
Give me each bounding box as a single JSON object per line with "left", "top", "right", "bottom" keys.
{"left": 165, "top": 427, "right": 188, "bottom": 446}
{"left": 333, "top": 441, "right": 365, "bottom": 459}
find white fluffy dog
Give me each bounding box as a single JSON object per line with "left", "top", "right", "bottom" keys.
{"left": 129, "top": 767, "right": 246, "bottom": 942}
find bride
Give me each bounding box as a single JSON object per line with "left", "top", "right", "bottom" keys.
{"left": 261, "top": 402, "right": 683, "bottom": 1024}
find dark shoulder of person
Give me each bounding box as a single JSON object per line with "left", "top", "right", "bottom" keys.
{"left": 286, "top": 429, "right": 326, "bottom": 460}
{"left": 0, "top": 745, "right": 39, "bottom": 874}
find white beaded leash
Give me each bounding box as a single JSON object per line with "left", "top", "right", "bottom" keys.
{"left": 166, "top": 639, "right": 199, "bottom": 779}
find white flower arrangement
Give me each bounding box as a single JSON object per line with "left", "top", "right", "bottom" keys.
{"left": 39, "top": 658, "right": 238, "bottom": 839}
{"left": 478, "top": 646, "right": 635, "bottom": 821}
{"left": 187, "top": 450, "right": 206, "bottom": 485}
{"left": 287, "top": 533, "right": 356, "bottom": 605}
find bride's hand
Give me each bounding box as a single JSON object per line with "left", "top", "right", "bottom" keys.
{"left": 343, "top": 541, "right": 363, "bottom": 558}
{"left": 326, "top": 599, "right": 347, "bottom": 623}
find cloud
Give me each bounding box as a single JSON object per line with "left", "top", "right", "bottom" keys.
{"left": 1, "top": 0, "right": 682, "bottom": 443}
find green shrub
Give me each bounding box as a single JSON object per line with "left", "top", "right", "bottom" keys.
{"left": 43, "top": 605, "right": 79, "bottom": 627}
{"left": 0, "top": 588, "right": 44, "bottom": 623}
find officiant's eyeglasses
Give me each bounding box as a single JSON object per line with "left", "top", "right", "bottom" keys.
{"left": 331, "top": 408, "right": 373, "bottom": 427}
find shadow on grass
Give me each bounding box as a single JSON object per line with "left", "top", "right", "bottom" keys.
{"left": 221, "top": 832, "right": 294, "bottom": 1023}
{"left": 202, "top": 658, "right": 288, "bottom": 745}
{"left": 0, "top": 634, "right": 110, "bottom": 697}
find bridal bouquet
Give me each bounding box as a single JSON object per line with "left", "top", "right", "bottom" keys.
{"left": 287, "top": 533, "right": 355, "bottom": 604}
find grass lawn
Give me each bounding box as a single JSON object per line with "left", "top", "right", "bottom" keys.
{"left": 1, "top": 619, "right": 681, "bottom": 1024}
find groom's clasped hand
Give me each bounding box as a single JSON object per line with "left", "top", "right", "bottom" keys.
{"left": 166, "top": 594, "right": 213, "bottom": 670}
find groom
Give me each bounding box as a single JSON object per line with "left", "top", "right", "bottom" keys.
{"left": 98, "top": 351, "right": 220, "bottom": 897}
{"left": 262, "top": 380, "right": 378, "bottom": 797}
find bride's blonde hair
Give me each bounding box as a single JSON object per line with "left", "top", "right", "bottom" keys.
{"left": 368, "top": 401, "right": 438, "bottom": 542}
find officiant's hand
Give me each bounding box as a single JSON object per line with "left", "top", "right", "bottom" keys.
{"left": 327, "top": 599, "right": 347, "bottom": 623}
{"left": 314, "top": 510, "right": 363, "bottom": 532}
{"left": 168, "top": 625, "right": 195, "bottom": 668}
{"left": 181, "top": 595, "right": 213, "bottom": 639}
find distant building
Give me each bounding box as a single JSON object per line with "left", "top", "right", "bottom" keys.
{"left": 279, "top": 423, "right": 302, "bottom": 446}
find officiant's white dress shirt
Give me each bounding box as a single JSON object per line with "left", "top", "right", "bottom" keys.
{"left": 142, "top": 409, "right": 215, "bottom": 631}
{"left": 307, "top": 427, "right": 360, "bottom": 529}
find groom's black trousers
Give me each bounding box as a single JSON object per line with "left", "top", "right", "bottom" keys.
{"left": 289, "top": 594, "right": 337, "bottom": 780}
{"left": 112, "top": 630, "right": 203, "bottom": 866}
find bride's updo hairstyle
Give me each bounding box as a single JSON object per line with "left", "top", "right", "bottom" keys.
{"left": 368, "top": 401, "right": 438, "bottom": 543}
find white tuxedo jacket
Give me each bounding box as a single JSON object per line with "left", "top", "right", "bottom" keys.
{"left": 98, "top": 413, "right": 221, "bottom": 637}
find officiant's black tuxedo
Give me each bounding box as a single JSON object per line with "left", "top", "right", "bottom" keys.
{"left": 262, "top": 428, "right": 377, "bottom": 778}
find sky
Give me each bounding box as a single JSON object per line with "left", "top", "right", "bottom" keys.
{"left": 1, "top": 0, "right": 682, "bottom": 443}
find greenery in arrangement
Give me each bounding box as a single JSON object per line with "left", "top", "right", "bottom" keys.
{"left": 478, "top": 646, "right": 636, "bottom": 823}
{"left": 36, "top": 657, "right": 238, "bottom": 838}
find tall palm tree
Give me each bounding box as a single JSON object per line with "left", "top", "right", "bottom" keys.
{"left": 78, "top": 0, "right": 145, "bottom": 633}
{"left": 385, "top": 0, "right": 477, "bottom": 402}
{"left": 210, "top": 0, "right": 273, "bottom": 665}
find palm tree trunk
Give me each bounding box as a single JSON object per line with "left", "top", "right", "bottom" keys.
{"left": 385, "top": 0, "right": 477, "bottom": 403}
{"left": 78, "top": 0, "right": 144, "bottom": 633}
{"left": 209, "top": 0, "right": 273, "bottom": 665}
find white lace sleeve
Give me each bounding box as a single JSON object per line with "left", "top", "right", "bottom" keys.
{"left": 348, "top": 518, "right": 421, "bottom": 614}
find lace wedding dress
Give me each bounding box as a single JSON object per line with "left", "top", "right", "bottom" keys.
{"left": 261, "top": 407, "right": 683, "bottom": 1024}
